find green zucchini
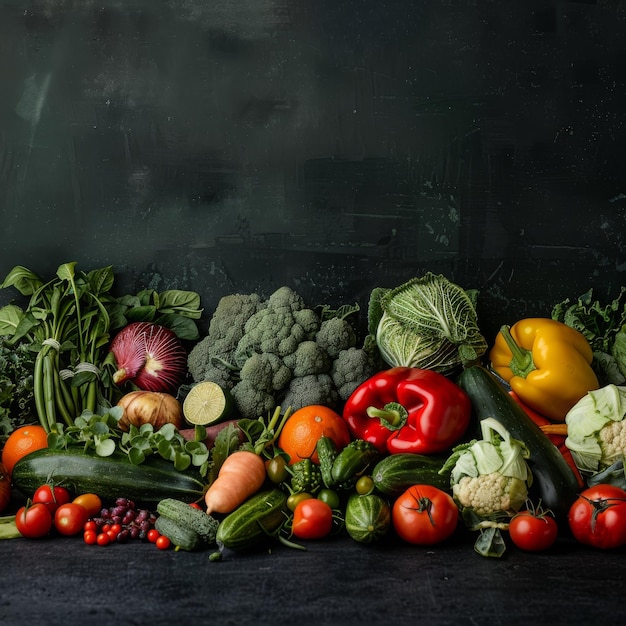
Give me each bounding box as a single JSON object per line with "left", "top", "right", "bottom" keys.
{"left": 345, "top": 493, "right": 391, "bottom": 544}
{"left": 216, "top": 489, "right": 288, "bottom": 551}
{"left": 456, "top": 364, "right": 579, "bottom": 520}
{"left": 155, "top": 515, "right": 203, "bottom": 551}
{"left": 11, "top": 447, "right": 206, "bottom": 506}
{"left": 371, "top": 453, "right": 452, "bottom": 497}
{"left": 157, "top": 498, "right": 219, "bottom": 545}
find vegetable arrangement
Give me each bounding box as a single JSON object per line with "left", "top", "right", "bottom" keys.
{"left": 2, "top": 264, "right": 626, "bottom": 563}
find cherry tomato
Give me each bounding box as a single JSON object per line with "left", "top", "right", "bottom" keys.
{"left": 72, "top": 493, "right": 103, "bottom": 517}
{"left": 189, "top": 503, "right": 202, "bottom": 510}
{"left": 317, "top": 488, "right": 341, "bottom": 510}
{"left": 509, "top": 506, "right": 558, "bottom": 552}
{"left": 147, "top": 528, "right": 160, "bottom": 543}
{"left": 292, "top": 498, "right": 333, "bottom": 540}
{"left": 266, "top": 455, "right": 289, "bottom": 484}
{"left": 54, "top": 502, "right": 89, "bottom": 536}
{"left": 156, "top": 535, "right": 171, "bottom": 550}
{"left": 355, "top": 476, "right": 374, "bottom": 496}
{"left": 15, "top": 502, "right": 53, "bottom": 538}
{"left": 83, "top": 530, "right": 98, "bottom": 545}
{"left": 83, "top": 520, "right": 98, "bottom": 533}
{"left": 287, "top": 492, "right": 313, "bottom": 511}
{"left": 32, "top": 484, "right": 71, "bottom": 514}
{"left": 568, "top": 484, "right": 626, "bottom": 550}
{"left": 96, "top": 532, "right": 111, "bottom": 546}
{"left": 392, "top": 485, "right": 458, "bottom": 545}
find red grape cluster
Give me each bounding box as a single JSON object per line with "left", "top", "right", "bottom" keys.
{"left": 84, "top": 497, "right": 158, "bottom": 545}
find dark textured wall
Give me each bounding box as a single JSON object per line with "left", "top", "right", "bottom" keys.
{"left": 1, "top": 1, "right": 625, "bottom": 341}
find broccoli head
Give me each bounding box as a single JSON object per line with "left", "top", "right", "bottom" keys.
{"left": 239, "top": 352, "right": 292, "bottom": 393}
{"left": 230, "top": 379, "right": 277, "bottom": 419}
{"left": 331, "top": 347, "right": 378, "bottom": 402}
{"left": 315, "top": 317, "right": 357, "bottom": 359}
{"left": 283, "top": 341, "right": 331, "bottom": 377}
{"left": 282, "top": 373, "right": 339, "bottom": 411}
{"left": 233, "top": 287, "right": 320, "bottom": 367}
{"left": 187, "top": 292, "right": 265, "bottom": 381}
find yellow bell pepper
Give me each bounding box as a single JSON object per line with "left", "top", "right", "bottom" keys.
{"left": 489, "top": 318, "right": 599, "bottom": 422}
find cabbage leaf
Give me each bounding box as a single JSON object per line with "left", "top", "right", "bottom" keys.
{"left": 371, "top": 273, "right": 487, "bottom": 374}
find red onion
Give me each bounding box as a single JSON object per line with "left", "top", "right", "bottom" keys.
{"left": 110, "top": 322, "right": 187, "bottom": 393}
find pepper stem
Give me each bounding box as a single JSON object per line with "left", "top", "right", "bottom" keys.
{"left": 499, "top": 325, "right": 536, "bottom": 379}
{"left": 366, "top": 402, "right": 408, "bottom": 432}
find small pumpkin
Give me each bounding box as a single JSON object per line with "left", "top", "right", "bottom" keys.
{"left": 117, "top": 390, "right": 183, "bottom": 432}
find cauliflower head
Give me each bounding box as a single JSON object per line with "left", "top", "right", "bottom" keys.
{"left": 452, "top": 473, "right": 528, "bottom": 518}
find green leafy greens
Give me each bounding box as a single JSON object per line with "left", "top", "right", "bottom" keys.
{"left": 552, "top": 287, "right": 626, "bottom": 385}
{"left": 368, "top": 273, "right": 487, "bottom": 374}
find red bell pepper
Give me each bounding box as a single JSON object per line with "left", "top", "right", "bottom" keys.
{"left": 342, "top": 366, "right": 472, "bottom": 455}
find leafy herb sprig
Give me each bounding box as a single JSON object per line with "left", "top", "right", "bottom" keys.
{"left": 47, "top": 410, "right": 210, "bottom": 476}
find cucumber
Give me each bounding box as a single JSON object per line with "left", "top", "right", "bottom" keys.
{"left": 157, "top": 498, "right": 219, "bottom": 545}
{"left": 155, "top": 515, "right": 203, "bottom": 551}
{"left": 372, "top": 453, "right": 452, "bottom": 497}
{"left": 331, "top": 439, "right": 380, "bottom": 487}
{"left": 216, "top": 489, "right": 288, "bottom": 551}
{"left": 345, "top": 493, "right": 391, "bottom": 544}
{"left": 456, "top": 364, "right": 580, "bottom": 520}
{"left": 11, "top": 447, "right": 206, "bottom": 506}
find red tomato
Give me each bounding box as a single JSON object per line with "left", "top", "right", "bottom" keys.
{"left": 96, "top": 532, "right": 111, "bottom": 546}
{"left": 15, "top": 502, "right": 53, "bottom": 538}
{"left": 83, "top": 530, "right": 98, "bottom": 545}
{"left": 509, "top": 507, "right": 558, "bottom": 552}
{"left": 156, "top": 535, "right": 171, "bottom": 550}
{"left": 0, "top": 463, "right": 11, "bottom": 514}
{"left": 392, "top": 485, "right": 458, "bottom": 545}
{"left": 568, "top": 484, "right": 626, "bottom": 550}
{"left": 54, "top": 503, "right": 89, "bottom": 536}
{"left": 32, "top": 484, "right": 71, "bottom": 514}
{"left": 292, "top": 499, "right": 333, "bottom": 540}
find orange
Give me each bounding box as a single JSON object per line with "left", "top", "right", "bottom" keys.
{"left": 277, "top": 405, "right": 351, "bottom": 465}
{"left": 1, "top": 424, "right": 48, "bottom": 475}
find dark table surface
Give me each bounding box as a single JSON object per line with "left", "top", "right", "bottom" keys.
{"left": 0, "top": 525, "right": 622, "bottom": 626}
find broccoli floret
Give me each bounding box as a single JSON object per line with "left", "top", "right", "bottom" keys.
{"left": 283, "top": 341, "right": 331, "bottom": 377}
{"left": 198, "top": 363, "right": 237, "bottom": 391}
{"left": 187, "top": 293, "right": 265, "bottom": 381}
{"left": 230, "top": 379, "right": 277, "bottom": 419}
{"left": 331, "top": 347, "right": 378, "bottom": 402}
{"left": 315, "top": 317, "right": 357, "bottom": 359}
{"left": 233, "top": 287, "right": 320, "bottom": 367}
{"left": 282, "top": 374, "right": 339, "bottom": 411}
{"left": 266, "top": 285, "right": 306, "bottom": 311}
{"left": 239, "top": 352, "right": 292, "bottom": 393}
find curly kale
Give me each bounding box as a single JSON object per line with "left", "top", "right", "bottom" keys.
{"left": 0, "top": 339, "right": 38, "bottom": 443}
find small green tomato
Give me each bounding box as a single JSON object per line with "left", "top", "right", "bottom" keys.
{"left": 317, "top": 488, "right": 341, "bottom": 510}
{"left": 287, "top": 492, "right": 313, "bottom": 511}
{"left": 355, "top": 475, "right": 375, "bottom": 496}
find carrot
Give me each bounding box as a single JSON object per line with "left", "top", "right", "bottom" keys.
{"left": 539, "top": 423, "right": 568, "bottom": 437}
{"left": 204, "top": 450, "right": 267, "bottom": 515}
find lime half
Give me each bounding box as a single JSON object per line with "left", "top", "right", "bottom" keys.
{"left": 183, "top": 381, "right": 233, "bottom": 426}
